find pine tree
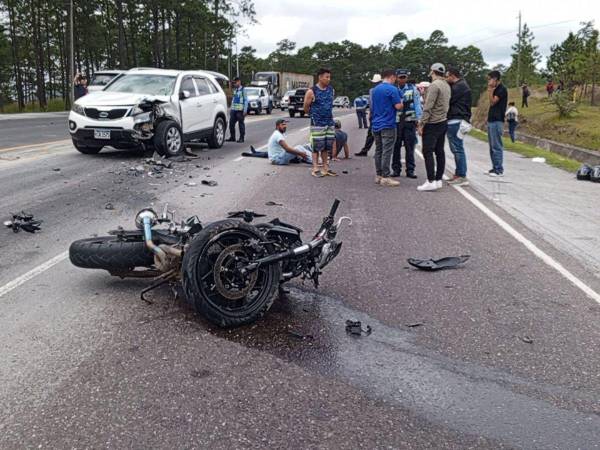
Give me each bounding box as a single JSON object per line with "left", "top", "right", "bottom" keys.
{"left": 506, "top": 23, "right": 541, "bottom": 87}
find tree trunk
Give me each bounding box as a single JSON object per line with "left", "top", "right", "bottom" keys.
{"left": 31, "top": 0, "right": 48, "bottom": 109}
{"left": 161, "top": 9, "right": 168, "bottom": 68}
{"left": 115, "top": 0, "right": 127, "bottom": 69}
{"left": 152, "top": 5, "right": 161, "bottom": 67}
{"left": 7, "top": 1, "right": 25, "bottom": 109}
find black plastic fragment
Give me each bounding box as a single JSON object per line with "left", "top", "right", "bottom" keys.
{"left": 345, "top": 320, "right": 372, "bottom": 336}
{"left": 407, "top": 255, "right": 470, "bottom": 271}
{"left": 4, "top": 212, "right": 43, "bottom": 233}
{"left": 201, "top": 179, "right": 218, "bottom": 187}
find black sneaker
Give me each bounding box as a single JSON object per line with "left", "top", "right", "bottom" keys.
{"left": 389, "top": 172, "right": 401, "bottom": 178}
{"left": 237, "top": 138, "right": 245, "bottom": 143}
{"left": 355, "top": 150, "right": 369, "bottom": 156}
{"left": 406, "top": 172, "right": 418, "bottom": 179}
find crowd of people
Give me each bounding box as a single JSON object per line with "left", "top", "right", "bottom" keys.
{"left": 236, "top": 65, "right": 513, "bottom": 190}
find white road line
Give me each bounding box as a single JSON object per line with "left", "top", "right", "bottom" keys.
{"left": 233, "top": 156, "right": 244, "bottom": 162}
{"left": 415, "top": 148, "right": 600, "bottom": 304}
{"left": 0, "top": 251, "right": 69, "bottom": 299}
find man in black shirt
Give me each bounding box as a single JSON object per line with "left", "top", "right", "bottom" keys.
{"left": 486, "top": 70, "right": 508, "bottom": 176}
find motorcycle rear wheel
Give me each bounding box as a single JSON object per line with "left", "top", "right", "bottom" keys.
{"left": 69, "top": 235, "right": 155, "bottom": 270}
{"left": 182, "top": 220, "right": 281, "bottom": 328}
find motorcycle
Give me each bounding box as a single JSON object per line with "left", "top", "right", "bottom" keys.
{"left": 69, "top": 199, "right": 351, "bottom": 327}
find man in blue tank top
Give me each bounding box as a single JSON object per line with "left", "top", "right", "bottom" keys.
{"left": 303, "top": 68, "right": 337, "bottom": 177}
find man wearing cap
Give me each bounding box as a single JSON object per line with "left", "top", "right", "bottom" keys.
{"left": 267, "top": 119, "right": 313, "bottom": 165}
{"left": 227, "top": 77, "right": 248, "bottom": 143}
{"left": 355, "top": 73, "right": 382, "bottom": 156}
{"left": 354, "top": 95, "right": 368, "bottom": 128}
{"left": 417, "top": 63, "right": 451, "bottom": 192}
{"left": 391, "top": 69, "right": 421, "bottom": 178}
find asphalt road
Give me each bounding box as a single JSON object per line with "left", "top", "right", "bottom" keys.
{"left": 0, "top": 109, "right": 599, "bottom": 449}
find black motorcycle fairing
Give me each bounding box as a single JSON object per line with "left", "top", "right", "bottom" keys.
{"left": 269, "top": 218, "right": 303, "bottom": 233}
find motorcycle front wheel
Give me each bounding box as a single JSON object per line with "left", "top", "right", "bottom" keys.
{"left": 182, "top": 220, "right": 281, "bottom": 327}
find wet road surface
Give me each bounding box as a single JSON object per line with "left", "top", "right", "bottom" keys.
{"left": 0, "top": 110, "right": 599, "bottom": 449}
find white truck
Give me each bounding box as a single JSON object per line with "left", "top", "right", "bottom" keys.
{"left": 251, "top": 72, "right": 313, "bottom": 109}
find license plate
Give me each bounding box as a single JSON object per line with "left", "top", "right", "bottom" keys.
{"left": 94, "top": 130, "right": 110, "bottom": 140}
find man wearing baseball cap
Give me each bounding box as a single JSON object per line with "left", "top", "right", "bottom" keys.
{"left": 355, "top": 73, "right": 382, "bottom": 156}
{"left": 267, "top": 119, "right": 313, "bottom": 165}
{"left": 391, "top": 69, "right": 421, "bottom": 178}
{"left": 417, "top": 63, "right": 451, "bottom": 192}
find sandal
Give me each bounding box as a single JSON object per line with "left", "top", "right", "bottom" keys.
{"left": 321, "top": 169, "right": 338, "bottom": 177}
{"left": 311, "top": 169, "right": 324, "bottom": 177}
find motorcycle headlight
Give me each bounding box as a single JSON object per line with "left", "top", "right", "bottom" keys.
{"left": 71, "top": 103, "right": 85, "bottom": 116}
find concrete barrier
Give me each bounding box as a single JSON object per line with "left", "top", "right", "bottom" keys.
{"left": 513, "top": 131, "right": 600, "bottom": 166}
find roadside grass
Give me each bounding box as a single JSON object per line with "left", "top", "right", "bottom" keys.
{"left": 469, "top": 128, "right": 582, "bottom": 173}
{"left": 472, "top": 86, "right": 600, "bottom": 152}
{"left": 1, "top": 98, "right": 67, "bottom": 114}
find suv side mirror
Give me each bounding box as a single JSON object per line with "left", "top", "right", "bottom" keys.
{"left": 179, "top": 90, "right": 191, "bottom": 100}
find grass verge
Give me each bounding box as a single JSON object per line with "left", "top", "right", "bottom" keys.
{"left": 0, "top": 98, "right": 67, "bottom": 114}
{"left": 469, "top": 128, "right": 582, "bottom": 173}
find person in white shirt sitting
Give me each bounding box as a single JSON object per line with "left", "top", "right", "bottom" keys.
{"left": 267, "top": 119, "right": 313, "bottom": 165}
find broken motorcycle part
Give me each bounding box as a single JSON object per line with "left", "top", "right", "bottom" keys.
{"left": 345, "top": 320, "right": 372, "bottom": 336}
{"left": 4, "top": 212, "right": 43, "bottom": 233}
{"left": 201, "top": 179, "right": 218, "bottom": 187}
{"left": 227, "top": 210, "right": 267, "bottom": 223}
{"left": 407, "top": 255, "right": 470, "bottom": 271}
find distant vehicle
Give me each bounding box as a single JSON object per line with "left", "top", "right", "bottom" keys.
{"left": 251, "top": 72, "right": 313, "bottom": 108}
{"left": 333, "top": 96, "right": 350, "bottom": 108}
{"left": 288, "top": 88, "right": 308, "bottom": 118}
{"left": 244, "top": 87, "right": 272, "bottom": 115}
{"left": 68, "top": 68, "right": 228, "bottom": 156}
{"left": 87, "top": 70, "right": 126, "bottom": 93}
{"left": 280, "top": 90, "right": 295, "bottom": 110}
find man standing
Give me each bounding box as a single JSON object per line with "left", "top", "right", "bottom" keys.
{"left": 371, "top": 69, "right": 403, "bottom": 187}
{"left": 267, "top": 119, "right": 312, "bottom": 165}
{"left": 355, "top": 74, "right": 381, "bottom": 156}
{"left": 417, "top": 63, "right": 451, "bottom": 192}
{"left": 391, "top": 69, "right": 421, "bottom": 179}
{"left": 505, "top": 101, "right": 519, "bottom": 143}
{"left": 486, "top": 70, "right": 508, "bottom": 177}
{"left": 354, "top": 96, "right": 368, "bottom": 128}
{"left": 446, "top": 67, "right": 472, "bottom": 187}
{"left": 521, "top": 83, "right": 530, "bottom": 108}
{"left": 304, "top": 68, "right": 337, "bottom": 177}
{"left": 227, "top": 77, "right": 248, "bottom": 143}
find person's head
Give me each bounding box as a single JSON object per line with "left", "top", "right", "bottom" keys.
{"left": 396, "top": 69, "right": 409, "bottom": 86}
{"left": 275, "top": 118, "right": 288, "bottom": 133}
{"left": 487, "top": 70, "right": 501, "bottom": 87}
{"left": 334, "top": 119, "right": 342, "bottom": 130}
{"left": 316, "top": 68, "right": 331, "bottom": 86}
{"left": 445, "top": 67, "right": 461, "bottom": 84}
{"left": 381, "top": 69, "right": 397, "bottom": 84}
{"left": 509, "top": 101, "right": 515, "bottom": 106}
{"left": 233, "top": 77, "right": 241, "bottom": 88}
{"left": 429, "top": 63, "right": 446, "bottom": 80}
{"left": 81, "top": 77, "right": 88, "bottom": 87}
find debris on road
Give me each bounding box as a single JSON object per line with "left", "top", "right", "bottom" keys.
{"left": 407, "top": 255, "right": 470, "bottom": 271}
{"left": 201, "top": 179, "right": 218, "bottom": 187}
{"left": 104, "top": 202, "right": 115, "bottom": 210}
{"left": 406, "top": 322, "right": 424, "bottom": 328}
{"left": 532, "top": 157, "right": 546, "bottom": 163}
{"left": 184, "top": 182, "right": 197, "bottom": 187}
{"left": 4, "top": 212, "right": 43, "bottom": 233}
{"left": 52, "top": 167, "right": 61, "bottom": 172}
{"left": 265, "top": 201, "right": 284, "bottom": 206}
{"left": 577, "top": 164, "right": 592, "bottom": 180}
{"left": 521, "top": 335, "right": 534, "bottom": 344}
{"left": 590, "top": 166, "right": 600, "bottom": 183}
{"left": 146, "top": 153, "right": 173, "bottom": 169}
{"left": 345, "top": 320, "right": 372, "bottom": 336}
{"left": 287, "top": 329, "right": 314, "bottom": 341}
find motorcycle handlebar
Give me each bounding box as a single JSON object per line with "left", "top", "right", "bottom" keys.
{"left": 328, "top": 199, "right": 340, "bottom": 218}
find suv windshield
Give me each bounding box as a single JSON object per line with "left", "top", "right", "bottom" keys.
{"left": 104, "top": 74, "right": 177, "bottom": 96}
{"left": 89, "top": 73, "right": 119, "bottom": 87}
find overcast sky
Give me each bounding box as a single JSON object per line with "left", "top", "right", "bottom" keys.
{"left": 238, "top": 0, "right": 600, "bottom": 67}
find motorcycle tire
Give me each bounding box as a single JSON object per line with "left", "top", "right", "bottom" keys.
{"left": 182, "top": 219, "right": 281, "bottom": 328}
{"left": 69, "top": 236, "right": 155, "bottom": 270}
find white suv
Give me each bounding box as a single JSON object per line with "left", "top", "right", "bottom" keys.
{"left": 244, "top": 87, "right": 272, "bottom": 115}
{"left": 68, "top": 68, "right": 228, "bottom": 156}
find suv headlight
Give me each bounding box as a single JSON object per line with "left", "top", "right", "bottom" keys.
{"left": 71, "top": 103, "right": 85, "bottom": 116}
{"left": 130, "top": 105, "right": 152, "bottom": 124}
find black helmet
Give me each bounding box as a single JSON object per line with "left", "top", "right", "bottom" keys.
{"left": 589, "top": 165, "right": 600, "bottom": 182}
{"left": 577, "top": 164, "right": 593, "bottom": 180}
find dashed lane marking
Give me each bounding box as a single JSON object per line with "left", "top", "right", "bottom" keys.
{"left": 0, "top": 251, "right": 69, "bottom": 299}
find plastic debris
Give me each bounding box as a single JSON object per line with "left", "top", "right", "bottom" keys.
{"left": 532, "top": 157, "right": 546, "bottom": 163}
{"left": 265, "top": 201, "right": 284, "bottom": 206}
{"left": 406, "top": 322, "right": 424, "bottom": 328}
{"left": 407, "top": 255, "right": 470, "bottom": 271}
{"left": 521, "top": 335, "right": 534, "bottom": 344}
{"left": 185, "top": 182, "right": 197, "bottom": 187}
{"left": 345, "top": 320, "right": 372, "bottom": 336}
{"left": 104, "top": 202, "right": 115, "bottom": 210}
{"left": 4, "top": 212, "right": 43, "bottom": 233}
{"left": 201, "top": 179, "right": 218, "bottom": 187}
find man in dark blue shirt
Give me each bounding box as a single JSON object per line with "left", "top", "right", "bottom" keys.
{"left": 486, "top": 70, "right": 508, "bottom": 176}
{"left": 371, "top": 69, "right": 403, "bottom": 187}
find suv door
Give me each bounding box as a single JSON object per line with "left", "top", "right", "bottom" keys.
{"left": 193, "top": 77, "right": 217, "bottom": 131}
{"left": 179, "top": 76, "right": 201, "bottom": 134}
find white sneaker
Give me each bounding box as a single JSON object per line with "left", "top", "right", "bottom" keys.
{"left": 436, "top": 180, "right": 443, "bottom": 189}
{"left": 442, "top": 174, "right": 451, "bottom": 181}
{"left": 417, "top": 181, "right": 439, "bottom": 191}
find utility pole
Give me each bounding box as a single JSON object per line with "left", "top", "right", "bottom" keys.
{"left": 516, "top": 10, "right": 522, "bottom": 88}
{"left": 65, "top": 0, "right": 74, "bottom": 106}
{"left": 235, "top": 34, "right": 239, "bottom": 78}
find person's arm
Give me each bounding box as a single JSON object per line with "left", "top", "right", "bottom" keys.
{"left": 303, "top": 89, "right": 314, "bottom": 114}
{"left": 332, "top": 139, "right": 338, "bottom": 159}
{"left": 464, "top": 87, "right": 472, "bottom": 122}
{"left": 488, "top": 82, "right": 500, "bottom": 106}
{"left": 420, "top": 83, "right": 438, "bottom": 125}
{"left": 242, "top": 88, "right": 249, "bottom": 115}
{"left": 413, "top": 88, "right": 423, "bottom": 120}
{"left": 280, "top": 139, "right": 308, "bottom": 159}
{"left": 393, "top": 88, "right": 404, "bottom": 111}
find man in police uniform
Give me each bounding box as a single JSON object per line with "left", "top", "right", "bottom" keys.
{"left": 391, "top": 69, "right": 421, "bottom": 178}
{"left": 227, "top": 77, "right": 248, "bottom": 143}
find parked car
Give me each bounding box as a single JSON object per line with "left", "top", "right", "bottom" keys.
{"left": 288, "top": 88, "right": 308, "bottom": 118}
{"left": 68, "top": 68, "right": 228, "bottom": 156}
{"left": 333, "top": 96, "right": 350, "bottom": 108}
{"left": 280, "top": 90, "right": 295, "bottom": 110}
{"left": 87, "top": 70, "right": 126, "bottom": 93}
{"left": 243, "top": 87, "right": 272, "bottom": 114}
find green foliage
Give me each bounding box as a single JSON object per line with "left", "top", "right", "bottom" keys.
{"left": 505, "top": 23, "right": 542, "bottom": 87}
{"left": 551, "top": 91, "right": 578, "bottom": 118}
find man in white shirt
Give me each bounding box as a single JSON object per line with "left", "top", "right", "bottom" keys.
{"left": 268, "top": 119, "right": 313, "bottom": 165}
{"left": 505, "top": 102, "right": 519, "bottom": 143}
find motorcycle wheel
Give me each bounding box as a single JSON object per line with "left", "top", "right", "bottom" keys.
{"left": 69, "top": 235, "right": 154, "bottom": 270}
{"left": 182, "top": 220, "right": 281, "bottom": 328}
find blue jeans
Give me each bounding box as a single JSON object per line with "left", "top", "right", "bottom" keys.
{"left": 487, "top": 121, "right": 504, "bottom": 174}
{"left": 270, "top": 147, "right": 313, "bottom": 165}
{"left": 508, "top": 120, "right": 517, "bottom": 143}
{"left": 447, "top": 122, "right": 467, "bottom": 177}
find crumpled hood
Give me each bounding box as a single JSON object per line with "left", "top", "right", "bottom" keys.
{"left": 75, "top": 92, "right": 172, "bottom": 107}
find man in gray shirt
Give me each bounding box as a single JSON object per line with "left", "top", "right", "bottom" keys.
{"left": 417, "top": 63, "right": 451, "bottom": 192}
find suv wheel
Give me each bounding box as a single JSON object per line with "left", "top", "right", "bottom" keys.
{"left": 73, "top": 141, "right": 103, "bottom": 154}
{"left": 154, "top": 120, "right": 183, "bottom": 157}
{"left": 289, "top": 110, "right": 296, "bottom": 118}
{"left": 207, "top": 116, "right": 226, "bottom": 149}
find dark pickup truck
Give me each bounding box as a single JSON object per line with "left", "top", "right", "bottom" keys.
{"left": 288, "top": 88, "right": 308, "bottom": 118}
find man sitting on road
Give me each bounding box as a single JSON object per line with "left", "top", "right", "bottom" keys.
{"left": 332, "top": 119, "right": 351, "bottom": 160}
{"left": 267, "top": 119, "right": 313, "bottom": 165}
